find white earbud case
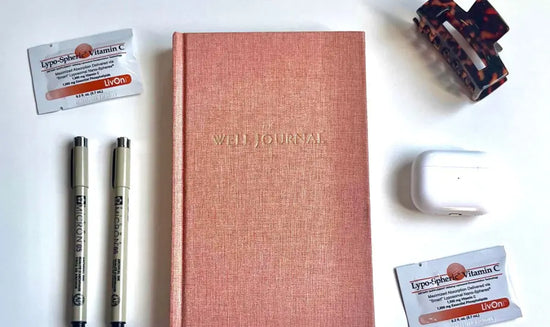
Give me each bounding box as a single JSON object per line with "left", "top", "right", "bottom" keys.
{"left": 411, "top": 150, "right": 490, "bottom": 216}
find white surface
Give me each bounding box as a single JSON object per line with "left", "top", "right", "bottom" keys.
{"left": 0, "top": 0, "right": 548, "bottom": 326}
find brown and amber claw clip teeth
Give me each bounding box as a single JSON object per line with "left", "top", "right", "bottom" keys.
{"left": 414, "top": 0, "right": 509, "bottom": 101}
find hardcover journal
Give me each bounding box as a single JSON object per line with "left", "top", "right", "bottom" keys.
{"left": 171, "top": 32, "right": 374, "bottom": 326}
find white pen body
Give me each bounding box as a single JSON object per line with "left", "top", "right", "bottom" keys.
{"left": 111, "top": 138, "right": 130, "bottom": 326}
{"left": 71, "top": 137, "right": 88, "bottom": 327}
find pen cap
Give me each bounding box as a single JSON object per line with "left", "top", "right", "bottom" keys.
{"left": 113, "top": 137, "right": 131, "bottom": 188}
{"left": 72, "top": 136, "right": 88, "bottom": 188}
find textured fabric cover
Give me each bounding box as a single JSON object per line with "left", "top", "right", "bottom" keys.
{"left": 172, "top": 32, "right": 374, "bottom": 327}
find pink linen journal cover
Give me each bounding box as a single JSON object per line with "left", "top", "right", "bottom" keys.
{"left": 172, "top": 32, "right": 374, "bottom": 326}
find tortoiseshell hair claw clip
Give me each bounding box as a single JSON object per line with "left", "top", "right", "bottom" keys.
{"left": 414, "top": 0, "right": 509, "bottom": 101}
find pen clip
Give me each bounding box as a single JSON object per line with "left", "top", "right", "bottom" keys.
{"left": 112, "top": 148, "right": 116, "bottom": 188}
{"left": 70, "top": 148, "right": 74, "bottom": 188}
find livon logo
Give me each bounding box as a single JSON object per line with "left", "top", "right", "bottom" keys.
{"left": 419, "top": 298, "right": 511, "bottom": 324}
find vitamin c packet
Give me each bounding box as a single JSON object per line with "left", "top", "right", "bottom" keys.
{"left": 28, "top": 29, "right": 142, "bottom": 114}
{"left": 395, "top": 246, "right": 521, "bottom": 327}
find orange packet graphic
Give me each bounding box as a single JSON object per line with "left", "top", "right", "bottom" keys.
{"left": 28, "top": 29, "right": 142, "bottom": 114}
{"left": 395, "top": 246, "right": 521, "bottom": 327}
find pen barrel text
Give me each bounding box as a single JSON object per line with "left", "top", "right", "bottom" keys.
{"left": 111, "top": 187, "right": 129, "bottom": 322}
{"left": 72, "top": 187, "right": 88, "bottom": 322}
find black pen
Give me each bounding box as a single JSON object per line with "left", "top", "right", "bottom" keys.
{"left": 110, "top": 137, "right": 131, "bottom": 327}
{"left": 71, "top": 136, "right": 88, "bottom": 327}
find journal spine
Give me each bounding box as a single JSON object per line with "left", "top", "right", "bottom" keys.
{"left": 170, "top": 32, "right": 185, "bottom": 327}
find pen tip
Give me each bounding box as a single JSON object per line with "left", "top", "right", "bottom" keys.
{"left": 74, "top": 136, "right": 88, "bottom": 147}
{"left": 117, "top": 137, "right": 131, "bottom": 148}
